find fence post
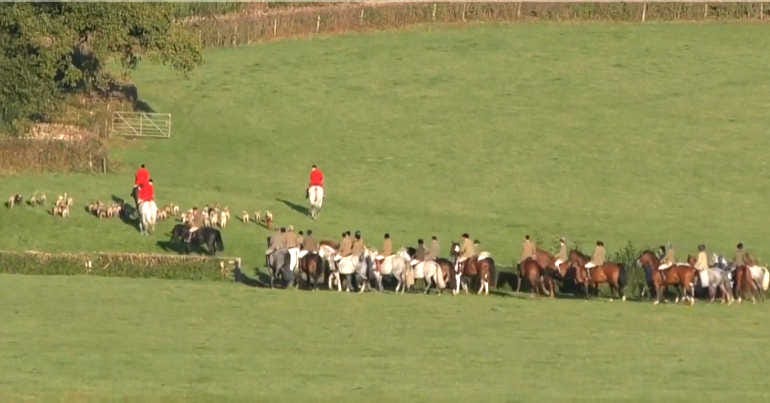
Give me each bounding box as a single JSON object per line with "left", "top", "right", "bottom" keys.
{"left": 139, "top": 113, "right": 143, "bottom": 136}
{"left": 273, "top": 18, "right": 277, "bottom": 37}
{"left": 360, "top": 8, "right": 365, "bottom": 24}
{"left": 704, "top": 3, "right": 708, "bottom": 18}
{"left": 517, "top": 2, "right": 522, "bottom": 18}
{"left": 433, "top": 3, "right": 437, "bottom": 21}
{"left": 641, "top": 2, "right": 647, "bottom": 22}
{"left": 761, "top": 2, "right": 765, "bottom": 20}
{"left": 462, "top": 3, "right": 467, "bottom": 22}
{"left": 316, "top": 15, "right": 321, "bottom": 33}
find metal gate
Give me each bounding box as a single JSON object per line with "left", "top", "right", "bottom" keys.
{"left": 111, "top": 112, "right": 172, "bottom": 138}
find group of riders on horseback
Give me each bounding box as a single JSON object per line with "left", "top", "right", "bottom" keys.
{"left": 265, "top": 227, "right": 496, "bottom": 295}
{"left": 516, "top": 234, "right": 766, "bottom": 304}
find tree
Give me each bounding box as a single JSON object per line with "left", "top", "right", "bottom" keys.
{"left": 0, "top": 3, "right": 203, "bottom": 134}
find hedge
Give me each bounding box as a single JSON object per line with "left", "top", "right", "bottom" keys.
{"left": 0, "top": 250, "right": 238, "bottom": 281}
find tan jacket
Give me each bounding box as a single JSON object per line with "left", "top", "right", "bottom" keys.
{"left": 284, "top": 231, "right": 300, "bottom": 249}
{"left": 190, "top": 210, "right": 204, "bottom": 228}
{"left": 269, "top": 232, "right": 283, "bottom": 250}
{"left": 415, "top": 245, "right": 427, "bottom": 261}
{"left": 520, "top": 240, "right": 536, "bottom": 263}
{"left": 382, "top": 239, "right": 393, "bottom": 256}
{"left": 694, "top": 251, "right": 708, "bottom": 271}
{"left": 351, "top": 238, "right": 365, "bottom": 256}
{"left": 460, "top": 238, "right": 474, "bottom": 259}
{"left": 555, "top": 243, "right": 567, "bottom": 261}
{"left": 302, "top": 235, "right": 318, "bottom": 252}
{"left": 429, "top": 240, "right": 440, "bottom": 259}
{"left": 339, "top": 236, "right": 353, "bottom": 257}
{"left": 663, "top": 248, "right": 675, "bottom": 265}
{"left": 591, "top": 246, "right": 606, "bottom": 266}
{"left": 734, "top": 249, "right": 748, "bottom": 266}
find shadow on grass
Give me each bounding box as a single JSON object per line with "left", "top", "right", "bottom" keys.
{"left": 112, "top": 194, "right": 139, "bottom": 232}
{"left": 277, "top": 198, "right": 309, "bottom": 217}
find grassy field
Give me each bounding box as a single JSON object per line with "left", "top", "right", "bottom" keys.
{"left": 2, "top": 23, "right": 770, "bottom": 271}
{"left": 0, "top": 274, "right": 768, "bottom": 402}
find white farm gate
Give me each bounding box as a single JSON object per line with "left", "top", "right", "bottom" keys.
{"left": 111, "top": 112, "right": 172, "bottom": 138}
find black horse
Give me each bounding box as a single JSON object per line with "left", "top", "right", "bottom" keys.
{"left": 170, "top": 224, "right": 224, "bottom": 255}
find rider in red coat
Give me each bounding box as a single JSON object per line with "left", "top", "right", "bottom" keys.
{"left": 135, "top": 164, "right": 150, "bottom": 188}
{"left": 309, "top": 164, "right": 324, "bottom": 188}
{"left": 137, "top": 179, "right": 155, "bottom": 203}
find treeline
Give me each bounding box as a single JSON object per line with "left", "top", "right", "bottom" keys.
{"left": 0, "top": 3, "right": 203, "bottom": 135}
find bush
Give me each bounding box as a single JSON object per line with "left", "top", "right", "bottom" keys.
{"left": 0, "top": 251, "right": 235, "bottom": 281}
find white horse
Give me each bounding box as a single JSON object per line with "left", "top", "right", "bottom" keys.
{"left": 410, "top": 259, "right": 446, "bottom": 295}
{"left": 372, "top": 248, "right": 411, "bottom": 292}
{"left": 138, "top": 200, "right": 157, "bottom": 235}
{"left": 308, "top": 185, "right": 324, "bottom": 220}
{"left": 702, "top": 268, "right": 734, "bottom": 304}
{"left": 332, "top": 248, "right": 376, "bottom": 293}
{"left": 749, "top": 265, "right": 770, "bottom": 292}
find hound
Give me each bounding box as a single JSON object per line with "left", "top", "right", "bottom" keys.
{"left": 240, "top": 211, "right": 250, "bottom": 223}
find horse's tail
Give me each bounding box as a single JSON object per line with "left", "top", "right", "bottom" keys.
{"left": 762, "top": 268, "right": 770, "bottom": 292}
{"left": 618, "top": 263, "right": 627, "bottom": 290}
{"left": 216, "top": 230, "right": 224, "bottom": 251}
{"left": 487, "top": 258, "right": 497, "bottom": 290}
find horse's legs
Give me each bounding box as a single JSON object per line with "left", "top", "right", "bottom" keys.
{"left": 424, "top": 277, "right": 432, "bottom": 295}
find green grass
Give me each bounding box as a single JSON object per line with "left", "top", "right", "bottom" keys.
{"left": 0, "top": 274, "right": 768, "bottom": 402}
{"left": 3, "top": 23, "right": 770, "bottom": 269}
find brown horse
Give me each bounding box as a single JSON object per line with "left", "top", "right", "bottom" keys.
{"left": 732, "top": 265, "right": 761, "bottom": 304}
{"left": 637, "top": 250, "right": 696, "bottom": 305}
{"left": 517, "top": 257, "right": 556, "bottom": 298}
{"left": 515, "top": 248, "right": 564, "bottom": 296}
{"left": 450, "top": 242, "right": 496, "bottom": 295}
{"left": 299, "top": 252, "right": 324, "bottom": 290}
{"left": 569, "top": 250, "right": 627, "bottom": 301}
{"left": 436, "top": 258, "right": 455, "bottom": 291}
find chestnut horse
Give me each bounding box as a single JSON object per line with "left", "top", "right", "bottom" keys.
{"left": 569, "top": 250, "right": 627, "bottom": 301}
{"left": 637, "top": 250, "right": 695, "bottom": 305}
{"left": 450, "top": 243, "right": 496, "bottom": 295}
{"left": 515, "top": 248, "right": 562, "bottom": 296}
{"left": 517, "top": 257, "right": 556, "bottom": 298}
{"left": 732, "top": 265, "right": 761, "bottom": 304}
{"left": 299, "top": 252, "right": 324, "bottom": 290}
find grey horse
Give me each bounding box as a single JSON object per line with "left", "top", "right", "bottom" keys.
{"left": 267, "top": 249, "right": 293, "bottom": 288}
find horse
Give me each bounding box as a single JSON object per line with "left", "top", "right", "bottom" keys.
{"left": 749, "top": 265, "right": 770, "bottom": 293}
{"left": 732, "top": 265, "right": 762, "bottom": 304}
{"left": 685, "top": 255, "right": 733, "bottom": 304}
{"left": 569, "top": 249, "right": 627, "bottom": 301}
{"left": 450, "top": 242, "right": 496, "bottom": 295}
{"left": 333, "top": 248, "right": 376, "bottom": 293}
{"left": 267, "top": 249, "right": 292, "bottom": 288}
{"left": 138, "top": 200, "right": 157, "bottom": 235}
{"left": 372, "top": 248, "right": 411, "bottom": 292}
{"left": 170, "top": 224, "right": 224, "bottom": 255}
{"left": 410, "top": 259, "right": 447, "bottom": 295}
{"left": 637, "top": 250, "right": 694, "bottom": 305}
{"left": 517, "top": 258, "right": 555, "bottom": 298}
{"left": 298, "top": 251, "right": 324, "bottom": 290}
{"left": 307, "top": 185, "right": 324, "bottom": 220}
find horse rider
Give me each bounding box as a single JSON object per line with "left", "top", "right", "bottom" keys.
{"left": 335, "top": 231, "right": 352, "bottom": 262}
{"left": 307, "top": 164, "right": 325, "bottom": 216}
{"left": 429, "top": 235, "right": 440, "bottom": 260}
{"left": 658, "top": 243, "right": 676, "bottom": 270}
{"left": 519, "top": 235, "right": 536, "bottom": 268}
{"left": 455, "top": 233, "right": 475, "bottom": 271}
{"left": 734, "top": 242, "right": 753, "bottom": 269}
{"left": 376, "top": 233, "right": 393, "bottom": 262}
{"left": 137, "top": 178, "right": 155, "bottom": 205}
{"left": 285, "top": 225, "right": 301, "bottom": 272}
{"left": 553, "top": 237, "right": 568, "bottom": 270}
{"left": 351, "top": 230, "right": 366, "bottom": 262}
{"left": 186, "top": 206, "right": 204, "bottom": 243}
{"left": 297, "top": 230, "right": 304, "bottom": 247}
{"left": 585, "top": 240, "right": 606, "bottom": 275}
{"left": 131, "top": 163, "right": 150, "bottom": 215}
{"left": 694, "top": 244, "right": 710, "bottom": 287}
{"left": 302, "top": 229, "right": 319, "bottom": 253}
{"left": 412, "top": 238, "right": 427, "bottom": 266}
